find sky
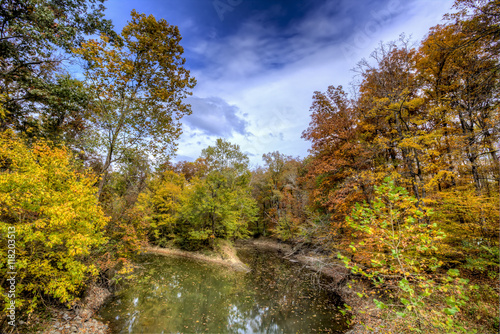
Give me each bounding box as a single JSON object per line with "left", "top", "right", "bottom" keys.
{"left": 103, "top": 0, "right": 456, "bottom": 167}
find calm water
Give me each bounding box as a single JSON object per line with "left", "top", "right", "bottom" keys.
{"left": 97, "top": 247, "right": 349, "bottom": 333}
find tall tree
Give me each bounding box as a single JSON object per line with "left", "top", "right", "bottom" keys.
{"left": 302, "top": 85, "right": 370, "bottom": 224}
{"left": 418, "top": 18, "right": 499, "bottom": 193}
{"left": 356, "top": 39, "right": 429, "bottom": 203}
{"left": 181, "top": 139, "right": 256, "bottom": 248}
{"left": 75, "top": 10, "right": 196, "bottom": 199}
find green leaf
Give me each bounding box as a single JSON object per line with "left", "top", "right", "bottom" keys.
{"left": 447, "top": 269, "right": 460, "bottom": 277}
{"left": 444, "top": 306, "right": 459, "bottom": 316}
{"left": 373, "top": 299, "right": 387, "bottom": 309}
{"left": 396, "top": 311, "right": 406, "bottom": 318}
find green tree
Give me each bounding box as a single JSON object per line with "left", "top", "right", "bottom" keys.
{"left": 180, "top": 139, "right": 257, "bottom": 249}
{"left": 0, "top": 0, "right": 116, "bottom": 139}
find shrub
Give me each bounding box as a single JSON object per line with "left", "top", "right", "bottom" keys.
{"left": 339, "top": 177, "right": 475, "bottom": 333}
{"left": 0, "top": 131, "right": 108, "bottom": 320}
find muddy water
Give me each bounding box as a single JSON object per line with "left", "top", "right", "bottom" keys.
{"left": 97, "top": 247, "right": 349, "bottom": 333}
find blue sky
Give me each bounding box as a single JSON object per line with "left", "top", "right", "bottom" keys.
{"left": 103, "top": 0, "right": 455, "bottom": 166}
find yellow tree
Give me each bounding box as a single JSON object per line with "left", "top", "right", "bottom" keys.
{"left": 136, "top": 170, "right": 185, "bottom": 246}
{"left": 74, "top": 10, "right": 196, "bottom": 199}
{"left": 417, "top": 6, "right": 499, "bottom": 276}
{"left": 356, "top": 39, "right": 430, "bottom": 204}
{"left": 0, "top": 131, "right": 108, "bottom": 323}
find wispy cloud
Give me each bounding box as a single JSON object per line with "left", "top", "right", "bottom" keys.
{"left": 169, "top": 0, "right": 456, "bottom": 164}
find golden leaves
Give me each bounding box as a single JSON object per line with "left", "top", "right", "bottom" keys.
{"left": 0, "top": 132, "right": 109, "bottom": 310}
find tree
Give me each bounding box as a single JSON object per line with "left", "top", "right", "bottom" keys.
{"left": 74, "top": 10, "right": 196, "bottom": 199}
{"left": 136, "top": 170, "right": 185, "bottom": 247}
{"left": 257, "top": 151, "right": 306, "bottom": 240}
{"left": 418, "top": 20, "right": 499, "bottom": 193}
{"left": 180, "top": 139, "right": 257, "bottom": 249}
{"left": 339, "top": 178, "right": 473, "bottom": 333}
{"left": 302, "top": 85, "right": 371, "bottom": 229}
{"left": 356, "top": 38, "right": 430, "bottom": 203}
{"left": 0, "top": 131, "right": 108, "bottom": 323}
{"left": 133, "top": 140, "right": 257, "bottom": 250}
{"left": 171, "top": 159, "right": 208, "bottom": 182}
{"left": 201, "top": 138, "right": 249, "bottom": 177}
{"left": 0, "top": 0, "right": 116, "bottom": 138}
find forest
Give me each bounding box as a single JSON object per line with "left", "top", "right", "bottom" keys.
{"left": 0, "top": 0, "right": 498, "bottom": 333}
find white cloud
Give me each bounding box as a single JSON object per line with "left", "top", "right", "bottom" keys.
{"left": 184, "top": 96, "right": 249, "bottom": 137}
{"left": 175, "top": 0, "right": 455, "bottom": 165}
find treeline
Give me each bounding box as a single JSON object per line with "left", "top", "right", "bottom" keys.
{"left": 0, "top": 0, "right": 498, "bottom": 333}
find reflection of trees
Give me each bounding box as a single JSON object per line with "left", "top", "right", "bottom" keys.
{"left": 230, "top": 249, "right": 344, "bottom": 333}
{"left": 101, "top": 255, "right": 245, "bottom": 333}
{"left": 99, "top": 252, "right": 348, "bottom": 333}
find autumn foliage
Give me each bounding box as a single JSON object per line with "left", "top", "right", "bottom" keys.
{"left": 298, "top": 2, "right": 499, "bottom": 332}
{"left": 0, "top": 131, "right": 108, "bottom": 318}
{"left": 0, "top": 0, "right": 498, "bottom": 332}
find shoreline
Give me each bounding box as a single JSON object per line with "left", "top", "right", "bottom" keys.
{"left": 143, "top": 243, "right": 251, "bottom": 272}
{"left": 38, "top": 237, "right": 363, "bottom": 334}
{"left": 236, "top": 238, "right": 350, "bottom": 285}
{"left": 39, "top": 284, "right": 111, "bottom": 334}
{"left": 236, "top": 238, "right": 377, "bottom": 333}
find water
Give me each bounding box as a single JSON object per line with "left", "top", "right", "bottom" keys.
{"left": 97, "top": 247, "right": 350, "bottom": 333}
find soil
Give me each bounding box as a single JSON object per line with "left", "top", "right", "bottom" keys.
{"left": 144, "top": 242, "right": 251, "bottom": 272}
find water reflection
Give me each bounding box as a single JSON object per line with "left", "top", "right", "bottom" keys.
{"left": 97, "top": 247, "right": 349, "bottom": 333}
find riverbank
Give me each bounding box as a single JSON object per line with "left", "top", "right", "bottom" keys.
{"left": 35, "top": 238, "right": 361, "bottom": 334}
{"left": 144, "top": 241, "right": 251, "bottom": 272}
{"left": 39, "top": 285, "right": 111, "bottom": 334}
{"left": 242, "top": 238, "right": 499, "bottom": 333}
{"left": 35, "top": 241, "right": 247, "bottom": 334}
{"left": 236, "top": 238, "right": 349, "bottom": 285}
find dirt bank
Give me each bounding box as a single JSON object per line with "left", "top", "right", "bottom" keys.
{"left": 236, "top": 238, "right": 350, "bottom": 286}
{"left": 144, "top": 242, "right": 250, "bottom": 272}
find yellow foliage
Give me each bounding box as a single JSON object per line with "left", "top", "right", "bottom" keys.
{"left": 0, "top": 131, "right": 109, "bottom": 314}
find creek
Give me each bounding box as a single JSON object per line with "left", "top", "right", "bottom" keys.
{"left": 97, "top": 246, "right": 350, "bottom": 333}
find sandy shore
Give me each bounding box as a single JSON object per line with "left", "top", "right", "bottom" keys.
{"left": 144, "top": 243, "right": 251, "bottom": 272}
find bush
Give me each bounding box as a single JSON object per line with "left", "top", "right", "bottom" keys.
{"left": 339, "top": 178, "right": 476, "bottom": 333}
{"left": 0, "top": 131, "right": 108, "bottom": 321}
